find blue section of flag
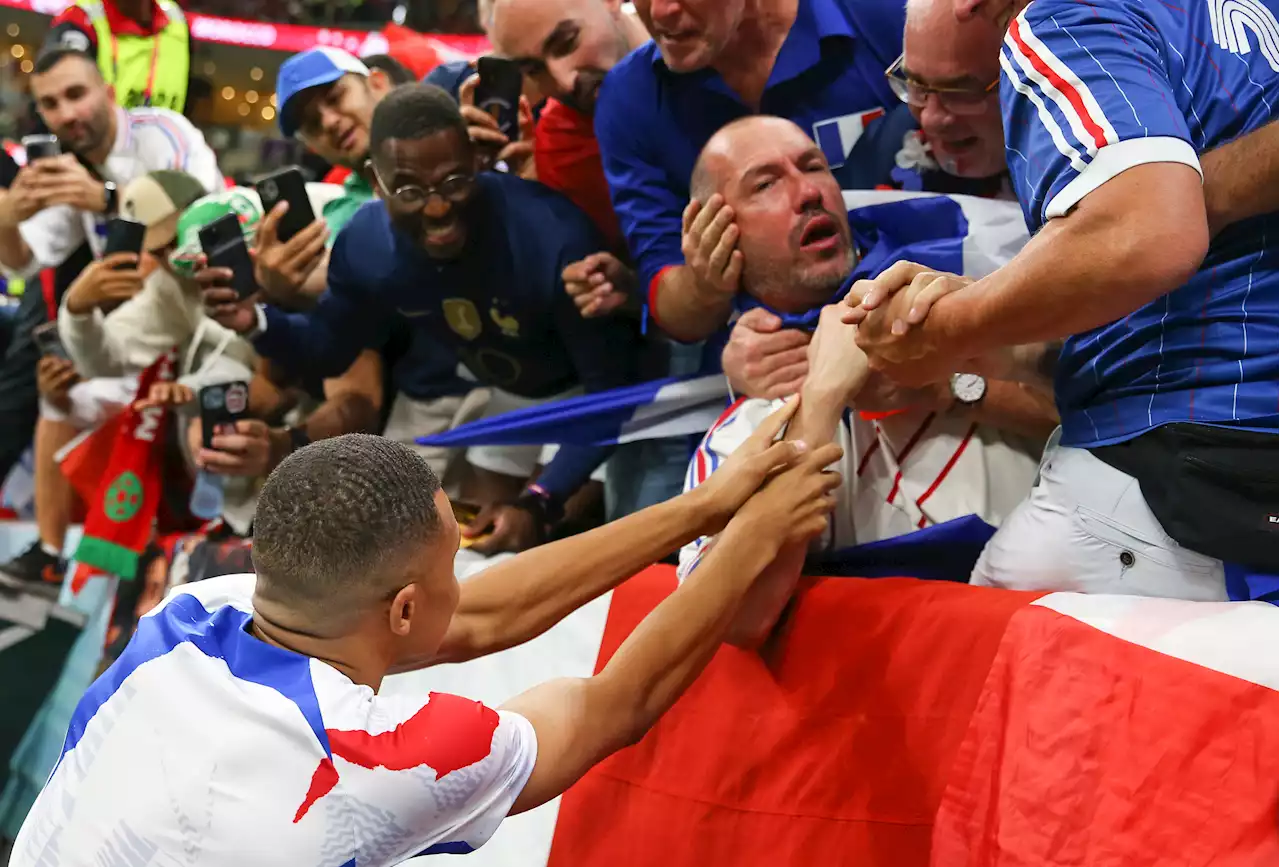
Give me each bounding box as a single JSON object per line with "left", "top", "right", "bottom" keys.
{"left": 61, "top": 594, "right": 332, "bottom": 765}
{"left": 811, "top": 515, "right": 998, "bottom": 583}
{"left": 419, "top": 375, "right": 729, "bottom": 448}
{"left": 813, "top": 117, "right": 849, "bottom": 168}
{"left": 1224, "top": 563, "right": 1280, "bottom": 605}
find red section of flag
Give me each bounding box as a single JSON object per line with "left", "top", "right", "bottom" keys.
{"left": 293, "top": 757, "right": 339, "bottom": 823}
{"left": 932, "top": 603, "right": 1279, "bottom": 867}
{"left": 550, "top": 566, "right": 1042, "bottom": 867}
{"left": 293, "top": 692, "right": 500, "bottom": 821}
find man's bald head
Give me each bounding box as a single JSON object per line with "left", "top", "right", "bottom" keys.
{"left": 689, "top": 116, "right": 855, "bottom": 313}
{"left": 901, "top": 0, "right": 1007, "bottom": 178}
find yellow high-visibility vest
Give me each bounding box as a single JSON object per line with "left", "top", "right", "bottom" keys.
{"left": 77, "top": 0, "right": 189, "bottom": 113}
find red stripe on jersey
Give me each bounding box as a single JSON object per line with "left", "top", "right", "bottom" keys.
{"left": 294, "top": 692, "right": 500, "bottom": 822}
{"left": 856, "top": 437, "right": 881, "bottom": 477}
{"left": 915, "top": 423, "right": 978, "bottom": 517}
{"left": 1008, "top": 16, "right": 1110, "bottom": 151}
{"left": 885, "top": 412, "right": 936, "bottom": 504}
{"left": 694, "top": 397, "right": 748, "bottom": 486}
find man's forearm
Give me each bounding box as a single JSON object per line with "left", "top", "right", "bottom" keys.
{"left": 1202, "top": 121, "right": 1278, "bottom": 236}
{"left": 963, "top": 379, "right": 1059, "bottom": 441}
{"left": 652, "top": 265, "right": 734, "bottom": 343}
{"left": 930, "top": 163, "right": 1208, "bottom": 359}
{"left": 434, "top": 492, "right": 712, "bottom": 665}
{"left": 0, "top": 224, "right": 32, "bottom": 274}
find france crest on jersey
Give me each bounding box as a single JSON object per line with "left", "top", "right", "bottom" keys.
{"left": 1001, "top": 0, "right": 1279, "bottom": 447}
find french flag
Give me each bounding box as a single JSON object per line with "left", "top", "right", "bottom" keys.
{"left": 420, "top": 192, "right": 1032, "bottom": 451}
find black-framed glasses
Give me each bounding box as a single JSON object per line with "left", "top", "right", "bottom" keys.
{"left": 885, "top": 55, "right": 998, "bottom": 116}
{"left": 368, "top": 161, "right": 475, "bottom": 210}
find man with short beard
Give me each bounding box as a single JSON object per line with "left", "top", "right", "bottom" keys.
{"left": 677, "top": 116, "right": 1051, "bottom": 648}
{"left": 0, "top": 49, "right": 220, "bottom": 278}
{"left": 0, "top": 48, "right": 221, "bottom": 591}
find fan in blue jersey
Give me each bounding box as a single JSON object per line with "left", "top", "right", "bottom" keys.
{"left": 845, "top": 0, "right": 1278, "bottom": 600}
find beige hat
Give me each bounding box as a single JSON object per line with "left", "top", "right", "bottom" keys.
{"left": 119, "top": 170, "right": 208, "bottom": 252}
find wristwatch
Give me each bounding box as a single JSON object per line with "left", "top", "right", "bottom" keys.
{"left": 102, "top": 181, "right": 117, "bottom": 214}
{"left": 511, "top": 484, "right": 564, "bottom": 539}
{"left": 950, "top": 373, "right": 987, "bottom": 405}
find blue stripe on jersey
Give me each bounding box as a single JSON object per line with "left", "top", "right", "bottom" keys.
{"left": 61, "top": 594, "right": 333, "bottom": 764}
{"left": 417, "top": 841, "right": 476, "bottom": 856}
{"left": 1002, "top": 0, "right": 1280, "bottom": 446}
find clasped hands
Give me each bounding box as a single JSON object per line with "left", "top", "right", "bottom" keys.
{"left": 841, "top": 260, "right": 977, "bottom": 387}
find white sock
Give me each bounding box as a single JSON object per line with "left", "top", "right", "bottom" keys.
{"left": 40, "top": 542, "right": 61, "bottom": 559}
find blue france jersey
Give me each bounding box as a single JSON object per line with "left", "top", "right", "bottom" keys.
{"left": 1001, "top": 0, "right": 1279, "bottom": 447}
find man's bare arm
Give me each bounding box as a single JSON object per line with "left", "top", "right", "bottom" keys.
{"left": 1202, "top": 121, "right": 1278, "bottom": 237}
{"left": 502, "top": 445, "right": 841, "bottom": 815}
{"left": 651, "top": 264, "right": 736, "bottom": 343}
{"left": 426, "top": 400, "right": 810, "bottom": 667}
{"left": 929, "top": 163, "right": 1208, "bottom": 358}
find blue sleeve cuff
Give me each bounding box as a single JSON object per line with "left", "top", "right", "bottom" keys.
{"left": 534, "top": 444, "right": 613, "bottom": 502}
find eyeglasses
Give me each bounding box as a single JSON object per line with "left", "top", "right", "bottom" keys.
{"left": 368, "top": 161, "right": 475, "bottom": 210}
{"left": 884, "top": 55, "right": 998, "bottom": 116}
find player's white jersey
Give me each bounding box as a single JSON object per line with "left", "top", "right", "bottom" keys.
{"left": 11, "top": 574, "right": 537, "bottom": 867}
{"left": 678, "top": 399, "right": 1041, "bottom": 579}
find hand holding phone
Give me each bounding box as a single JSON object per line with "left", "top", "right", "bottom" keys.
{"left": 198, "top": 380, "right": 250, "bottom": 450}
{"left": 32, "top": 321, "right": 71, "bottom": 361}
{"left": 104, "top": 218, "right": 147, "bottom": 265}
{"left": 474, "top": 57, "right": 523, "bottom": 142}
{"left": 198, "top": 213, "right": 258, "bottom": 301}
{"left": 256, "top": 167, "right": 316, "bottom": 244}
{"left": 21, "top": 134, "right": 61, "bottom": 163}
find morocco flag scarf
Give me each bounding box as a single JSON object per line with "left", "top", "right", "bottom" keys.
{"left": 69, "top": 349, "right": 177, "bottom": 582}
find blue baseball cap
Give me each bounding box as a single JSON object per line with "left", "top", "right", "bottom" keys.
{"left": 276, "top": 47, "right": 370, "bottom": 138}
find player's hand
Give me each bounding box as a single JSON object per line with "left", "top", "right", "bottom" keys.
{"left": 197, "top": 419, "right": 287, "bottom": 478}
{"left": 34, "top": 155, "right": 110, "bottom": 213}
{"left": 253, "top": 202, "right": 329, "bottom": 302}
{"left": 36, "top": 356, "right": 80, "bottom": 412}
{"left": 725, "top": 440, "right": 844, "bottom": 553}
{"left": 0, "top": 167, "right": 46, "bottom": 228}
{"left": 805, "top": 304, "right": 871, "bottom": 408}
{"left": 691, "top": 396, "right": 815, "bottom": 536}
{"left": 135, "top": 381, "right": 194, "bottom": 410}
{"left": 63, "top": 253, "right": 145, "bottom": 315}
{"left": 198, "top": 256, "right": 259, "bottom": 335}
{"left": 562, "top": 251, "right": 635, "bottom": 318}
{"left": 464, "top": 502, "right": 540, "bottom": 555}
{"left": 721, "top": 308, "right": 811, "bottom": 399}
{"left": 682, "top": 193, "right": 743, "bottom": 301}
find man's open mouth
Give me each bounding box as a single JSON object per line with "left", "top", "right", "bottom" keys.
{"left": 799, "top": 215, "right": 841, "bottom": 252}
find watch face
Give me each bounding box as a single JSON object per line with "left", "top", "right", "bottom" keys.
{"left": 951, "top": 373, "right": 987, "bottom": 404}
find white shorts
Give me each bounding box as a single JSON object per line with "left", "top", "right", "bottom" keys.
{"left": 382, "top": 389, "right": 491, "bottom": 493}
{"left": 972, "top": 436, "right": 1227, "bottom": 601}
{"left": 465, "top": 387, "right": 608, "bottom": 484}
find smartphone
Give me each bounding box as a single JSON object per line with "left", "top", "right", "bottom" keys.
{"left": 21, "top": 134, "right": 60, "bottom": 162}
{"left": 103, "top": 218, "right": 146, "bottom": 264}
{"left": 32, "top": 321, "right": 70, "bottom": 361}
{"left": 474, "top": 56, "right": 523, "bottom": 142}
{"left": 198, "top": 213, "right": 258, "bottom": 301}
{"left": 256, "top": 167, "right": 315, "bottom": 243}
{"left": 199, "top": 380, "right": 250, "bottom": 449}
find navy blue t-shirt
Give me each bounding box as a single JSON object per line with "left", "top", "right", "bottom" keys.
{"left": 255, "top": 171, "right": 642, "bottom": 501}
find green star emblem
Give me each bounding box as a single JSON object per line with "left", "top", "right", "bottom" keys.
{"left": 104, "top": 471, "right": 144, "bottom": 523}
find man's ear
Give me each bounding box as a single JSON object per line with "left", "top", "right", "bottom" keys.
{"left": 387, "top": 583, "right": 418, "bottom": 637}
{"left": 368, "top": 69, "right": 393, "bottom": 97}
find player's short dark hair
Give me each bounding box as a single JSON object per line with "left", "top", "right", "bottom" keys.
{"left": 370, "top": 82, "right": 468, "bottom": 155}
{"left": 252, "top": 434, "right": 444, "bottom": 623}
{"left": 362, "top": 54, "right": 416, "bottom": 86}
{"left": 32, "top": 47, "right": 101, "bottom": 78}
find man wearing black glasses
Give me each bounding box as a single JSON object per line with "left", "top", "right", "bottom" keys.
{"left": 206, "top": 83, "right": 642, "bottom": 555}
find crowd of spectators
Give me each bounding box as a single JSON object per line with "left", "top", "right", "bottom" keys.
{"left": 0, "top": 0, "right": 1276, "bottom": 858}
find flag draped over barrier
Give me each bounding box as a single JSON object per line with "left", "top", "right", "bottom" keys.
{"left": 420, "top": 192, "right": 1031, "bottom": 451}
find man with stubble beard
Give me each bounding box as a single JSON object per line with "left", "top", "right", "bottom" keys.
{"left": 206, "top": 84, "right": 643, "bottom": 557}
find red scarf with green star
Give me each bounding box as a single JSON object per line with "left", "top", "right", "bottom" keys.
{"left": 69, "top": 350, "right": 177, "bottom": 583}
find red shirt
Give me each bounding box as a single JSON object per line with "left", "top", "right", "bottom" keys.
{"left": 51, "top": 0, "right": 171, "bottom": 51}
{"left": 533, "top": 99, "right": 623, "bottom": 252}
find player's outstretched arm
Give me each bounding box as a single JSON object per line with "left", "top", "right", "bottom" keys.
{"left": 501, "top": 441, "right": 843, "bottom": 815}
{"left": 426, "top": 398, "right": 813, "bottom": 668}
